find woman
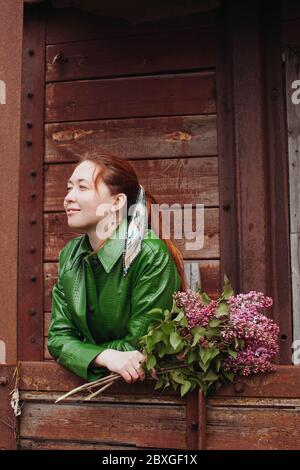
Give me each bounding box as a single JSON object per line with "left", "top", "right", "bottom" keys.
{"left": 48, "top": 154, "right": 186, "bottom": 385}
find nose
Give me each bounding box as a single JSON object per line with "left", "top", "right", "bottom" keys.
{"left": 65, "top": 188, "right": 76, "bottom": 203}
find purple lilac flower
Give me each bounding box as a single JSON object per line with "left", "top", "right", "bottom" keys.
{"left": 173, "top": 290, "right": 217, "bottom": 328}
{"left": 221, "top": 291, "right": 279, "bottom": 375}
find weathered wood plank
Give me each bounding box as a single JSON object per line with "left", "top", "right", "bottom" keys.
{"left": 285, "top": 47, "right": 300, "bottom": 348}
{"left": 260, "top": 2, "right": 292, "bottom": 363}
{"left": 207, "top": 397, "right": 300, "bottom": 407}
{"left": 45, "top": 72, "right": 216, "bottom": 122}
{"left": 45, "top": 115, "right": 217, "bottom": 163}
{"left": 215, "top": 3, "right": 239, "bottom": 294}
{"left": 46, "top": 29, "right": 216, "bottom": 82}
{"left": 19, "top": 362, "right": 300, "bottom": 398}
{"left": 214, "top": 366, "right": 300, "bottom": 398}
{"left": 286, "top": 47, "right": 300, "bottom": 235}
{"left": 20, "top": 390, "right": 184, "bottom": 406}
{"left": 19, "top": 438, "right": 135, "bottom": 450}
{"left": 44, "top": 158, "right": 219, "bottom": 211}
{"left": 18, "top": 2, "right": 45, "bottom": 361}
{"left": 0, "top": 365, "right": 17, "bottom": 450}
{"left": 19, "top": 361, "right": 181, "bottom": 396}
{"left": 19, "top": 402, "right": 187, "bottom": 448}
{"left": 291, "top": 233, "right": 300, "bottom": 346}
{"left": 206, "top": 405, "right": 300, "bottom": 450}
{"left": 46, "top": 7, "right": 216, "bottom": 44}
{"left": 43, "top": 208, "right": 220, "bottom": 261}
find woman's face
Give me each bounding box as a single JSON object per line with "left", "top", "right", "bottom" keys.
{"left": 64, "top": 160, "right": 114, "bottom": 233}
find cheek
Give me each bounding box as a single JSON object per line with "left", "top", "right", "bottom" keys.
{"left": 81, "top": 194, "right": 102, "bottom": 217}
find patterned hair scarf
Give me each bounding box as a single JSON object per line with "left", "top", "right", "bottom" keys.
{"left": 123, "top": 185, "right": 148, "bottom": 276}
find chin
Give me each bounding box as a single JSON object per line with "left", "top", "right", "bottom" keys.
{"left": 67, "top": 220, "right": 85, "bottom": 232}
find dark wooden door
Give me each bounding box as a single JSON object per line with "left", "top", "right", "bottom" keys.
{"left": 16, "top": 2, "right": 218, "bottom": 449}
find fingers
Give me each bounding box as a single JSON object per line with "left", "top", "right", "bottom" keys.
{"left": 120, "top": 370, "right": 133, "bottom": 384}
{"left": 117, "top": 351, "right": 147, "bottom": 384}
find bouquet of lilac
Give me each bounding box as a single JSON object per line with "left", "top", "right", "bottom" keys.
{"left": 139, "top": 276, "right": 280, "bottom": 396}
{"left": 55, "top": 276, "right": 280, "bottom": 403}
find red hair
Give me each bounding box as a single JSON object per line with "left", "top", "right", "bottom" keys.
{"left": 78, "top": 153, "right": 187, "bottom": 292}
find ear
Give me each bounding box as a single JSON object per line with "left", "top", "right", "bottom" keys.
{"left": 111, "top": 193, "right": 127, "bottom": 213}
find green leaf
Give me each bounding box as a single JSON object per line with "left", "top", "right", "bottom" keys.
{"left": 201, "top": 292, "right": 212, "bottom": 305}
{"left": 148, "top": 307, "right": 164, "bottom": 320}
{"left": 216, "top": 302, "right": 229, "bottom": 318}
{"left": 146, "top": 354, "right": 157, "bottom": 370}
{"left": 170, "top": 369, "right": 185, "bottom": 385}
{"left": 170, "top": 330, "right": 183, "bottom": 350}
{"left": 162, "top": 322, "right": 175, "bottom": 335}
{"left": 200, "top": 347, "right": 212, "bottom": 365}
{"left": 204, "top": 370, "right": 219, "bottom": 381}
{"left": 191, "top": 326, "right": 206, "bottom": 347}
{"left": 208, "top": 348, "right": 220, "bottom": 361}
{"left": 157, "top": 343, "right": 167, "bottom": 358}
{"left": 145, "top": 337, "right": 154, "bottom": 354}
{"left": 222, "top": 370, "right": 235, "bottom": 382}
{"left": 179, "top": 316, "right": 188, "bottom": 327}
{"left": 209, "top": 319, "right": 221, "bottom": 328}
{"left": 163, "top": 309, "right": 172, "bottom": 321}
{"left": 173, "top": 311, "right": 184, "bottom": 322}
{"left": 198, "top": 360, "right": 210, "bottom": 373}
{"left": 180, "top": 381, "right": 192, "bottom": 397}
{"left": 215, "top": 358, "right": 221, "bottom": 372}
{"left": 222, "top": 274, "right": 234, "bottom": 299}
{"left": 205, "top": 327, "right": 220, "bottom": 340}
{"left": 187, "top": 350, "right": 198, "bottom": 364}
{"left": 154, "top": 376, "right": 165, "bottom": 390}
{"left": 152, "top": 330, "right": 164, "bottom": 345}
{"left": 227, "top": 349, "right": 238, "bottom": 358}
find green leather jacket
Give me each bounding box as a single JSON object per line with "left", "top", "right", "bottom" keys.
{"left": 48, "top": 217, "right": 182, "bottom": 381}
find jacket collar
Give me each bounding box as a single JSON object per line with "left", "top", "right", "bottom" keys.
{"left": 74, "top": 217, "right": 127, "bottom": 273}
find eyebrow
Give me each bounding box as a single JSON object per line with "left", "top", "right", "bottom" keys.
{"left": 67, "top": 178, "right": 90, "bottom": 184}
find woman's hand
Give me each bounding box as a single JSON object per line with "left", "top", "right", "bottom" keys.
{"left": 92, "top": 349, "right": 146, "bottom": 384}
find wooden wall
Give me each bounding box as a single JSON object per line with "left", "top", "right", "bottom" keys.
{"left": 11, "top": 0, "right": 300, "bottom": 451}
{"left": 14, "top": 362, "right": 300, "bottom": 450}
{"left": 40, "top": 6, "right": 221, "bottom": 360}
{"left": 17, "top": 1, "right": 296, "bottom": 364}
{"left": 282, "top": 1, "right": 300, "bottom": 352}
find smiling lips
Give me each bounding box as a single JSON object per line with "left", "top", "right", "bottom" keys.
{"left": 66, "top": 208, "right": 81, "bottom": 215}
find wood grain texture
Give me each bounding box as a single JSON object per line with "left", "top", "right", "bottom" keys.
{"left": 18, "top": 4, "right": 45, "bottom": 360}
{"left": 285, "top": 47, "right": 300, "bottom": 348}
{"left": 17, "top": 362, "right": 300, "bottom": 450}
{"left": 0, "top": 365, "right": 17, "bottom": 450}
{"left": 45, "top": 115, "right": 217, "bottom": 163}
{"left": 260, "top": 2, "right": 292, "bottom": 363}
{"left": 46, "top": 29, "right": 216, "bottom": 82}
{"left": 231, "top": 2, "right": 269, "bottom": 293}
{"left": 19, "top": 438, "right": 135, "bottom": 450}
{"left": 19, "top": 401, "right": 187, "bottom": 449}
{"left": 46, "top": 7, "right": 216, "bottom": 44}
{"left": 206, "top": 401, "right": 300, "bottom": 450}
{"left": 46, "top": 72, "right": 216, "bottom": 122}
{"left": 215, "top": 2, "right": 239, "bottom": 294}
{"left": 44, "top": 158, "right": 219, "bottom": 211}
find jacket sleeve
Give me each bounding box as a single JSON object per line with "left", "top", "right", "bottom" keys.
{"left": 48, "top": 250, "right": 106, "bottom": 382}
{"left": 48, "top": 242, "right": 181, "bottom": 382}
{"left": 90, "top": 242, "right": 182, "bottom": 354}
